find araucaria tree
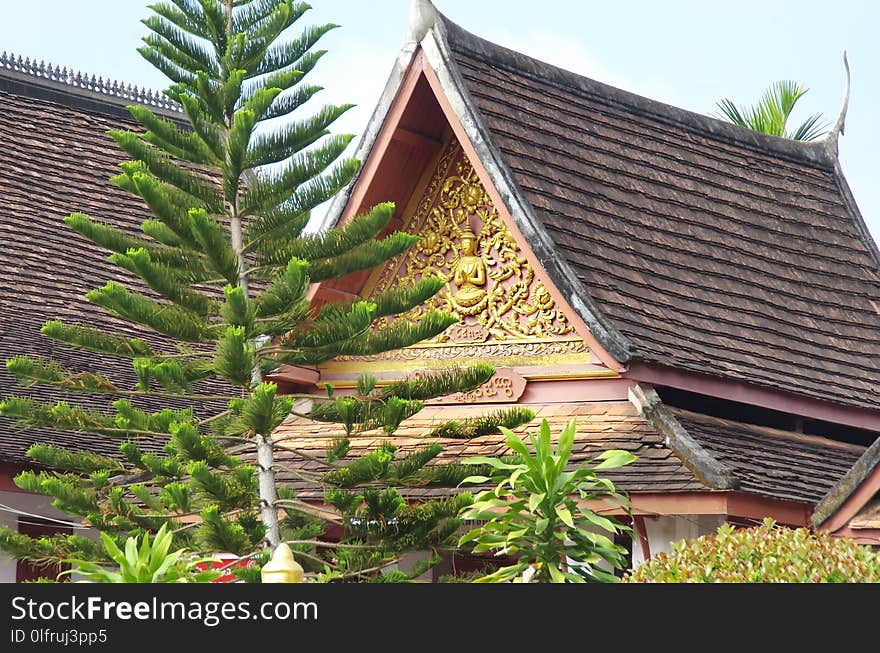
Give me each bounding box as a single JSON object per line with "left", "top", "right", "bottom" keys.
{"left": 0, "top": 0, "right": 530, "bottom": 581}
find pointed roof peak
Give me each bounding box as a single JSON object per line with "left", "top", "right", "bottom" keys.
{"left": 405, "top": 0, "right": 442, "bottom": 45}
{"left": 824, "top": 51, "right": 851, "bottom": 157}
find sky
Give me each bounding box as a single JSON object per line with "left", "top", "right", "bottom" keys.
{"left": 1, "top": 0, "right": 878, "bottom": 239}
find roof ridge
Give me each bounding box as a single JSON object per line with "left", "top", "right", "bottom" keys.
{"left": 628, "top": 384, "right": 738, "bottom": 490}
{"left": 812, "top": 435, "right": 880, "bottom": 528}
{"left": 0, "top": 50, "right": 182, "bottom": 114}
{"left": 436, "top": 13, "right": 837, "bottom": 171}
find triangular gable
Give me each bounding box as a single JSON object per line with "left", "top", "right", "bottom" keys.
{"left": 314, "top": 45, "right": 621, "bottom": 385}
{"left": 813, "top": 437, "right": 880, "bottom": 545}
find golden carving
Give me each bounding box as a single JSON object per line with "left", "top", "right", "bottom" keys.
{"left": 444, "top": 370, "right": 527, "bottom": 404}
{"left": 450, "top": 229, "right": 487, "bottom": 308}
{"left": 406, "top": 368, "right": 526, "bottom": 405}
{"left": 333, "top": 338, "right": 589, "bottom": 363}
{"left": 323, "top": 338, "right": 595, "bottom": 381}
{"left": 368, "top": 139, "right": 576, "bottom": 344}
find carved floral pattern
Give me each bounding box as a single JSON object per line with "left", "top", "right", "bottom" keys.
{"left": 370, "top": 139, "right": 576, "bottom": 345}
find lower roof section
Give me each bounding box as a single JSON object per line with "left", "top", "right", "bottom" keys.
{"left": 272, "top": 402, "right": 701, "bottom": 500}
{"left": 671, "top": 408, "right": 865, "bottom": 505}
{"left": 269, "top": 400, "right": 863, "bottom": 511}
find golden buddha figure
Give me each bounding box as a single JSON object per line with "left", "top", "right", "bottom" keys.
{"left": 450, "top": 229, "right": 487, "bottom": 308}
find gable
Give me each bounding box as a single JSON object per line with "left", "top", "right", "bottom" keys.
{"left": 319, "top": 136, "right": 615, "bottom": 383}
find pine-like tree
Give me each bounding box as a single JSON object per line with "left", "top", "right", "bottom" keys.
{"left": 0, "top": 0, "right": 531, "bottom": 581}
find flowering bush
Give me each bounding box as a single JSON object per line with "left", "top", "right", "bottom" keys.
{"left": 624, "top": 518, "right": 880, "bottom": 583}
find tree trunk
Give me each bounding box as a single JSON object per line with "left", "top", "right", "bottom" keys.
{"left": 230, "top": 210, "right": 281, "bottom": 550}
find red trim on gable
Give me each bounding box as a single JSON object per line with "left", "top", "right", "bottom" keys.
{"left": 307, "top": 49, "right": 448, "bottom": 305}
{"left": 582, "top": 491, "right": 812, "bottom": 527}
{"left": 625, "top": 362, "right": 880, "bottom": 432}
{"left": 816, "top": 466, "right": 880, "bottom": 534}
{"left": 339, "top": 49, "right": 434, "bottom": 224}
{"left": 0, "top": 463, "right": 25, "bottom": 493}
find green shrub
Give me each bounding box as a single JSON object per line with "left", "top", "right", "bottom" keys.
{"left": 458, "top": 418, "right": 634, "bottom": 583}
{"left": 61, "top": 524, "right": 221, "bottom": 583}
{"left": 624, "top": 518, "right": 880, "bottom": 583}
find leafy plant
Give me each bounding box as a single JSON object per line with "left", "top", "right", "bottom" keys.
{"left": 715, "top": 80, "right": 828, "bottom": 141}
{"left": 458, "top": 418, "right": 634, "bottom": 583}
{"left": 625, "top": 518, "right": 880, "bottom": 583}
{"left": 61, "top": 524, "right": 220, "bottom": 583}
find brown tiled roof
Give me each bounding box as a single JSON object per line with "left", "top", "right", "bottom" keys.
{"left": 270, "top": 402, "right": 704, "bottom": 499}
{"left": 270, "top": 400, "right": 864, "bottom": 506}
{"left": 439, "top": 16, "right": 880, "bottom": 411}
{"left": 850, "top": 498, "right": 880, "bottom": 529}
{"left": 671, "top": 408, "right": 865, "bottom": 504}
{"left": 0, "top": 69, "right": 205, "bottom": 464}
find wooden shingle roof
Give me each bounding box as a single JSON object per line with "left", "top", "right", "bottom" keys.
{"left": 409, "top": 7, "right": 880, "bottom": 412}
{"left": 271, "top": 402, "right": 703, "bottom": 499}
{"left": 270, "top": 401, "right": 864, "bottom": 505}
{"left": 0, "top": 64, "right": 191, "bottom": 464}
{"left": 671, "top": 409, "right": 865, "bottom": 504}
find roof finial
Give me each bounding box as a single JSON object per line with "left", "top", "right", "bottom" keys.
{"left": 826, "top": 51, "right": 851, "bottom": 154}
{"left": 406, "top": 0, "right": 439, "bottom": 45}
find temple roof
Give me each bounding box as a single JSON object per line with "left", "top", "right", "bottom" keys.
{"left": 0, "top": 60, "right": 187, "bottom": 464}
{"left": 345, "top": 1, "right": 880, "bottom": 412}
{"left": 271, "top": 401, "right": 863, "bottom": 507}
{"left": 672, "top": 409, "right": 864, "bottom": 505}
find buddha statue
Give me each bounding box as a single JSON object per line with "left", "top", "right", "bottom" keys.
{"left": 450, "top": 229, "right": 487, "bottom": 308}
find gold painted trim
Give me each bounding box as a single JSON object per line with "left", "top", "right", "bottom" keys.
{"left": 323, "top": 368, "right": 620, "bottom": 389}
{"left": 524, "top": 369, "right": 620, "bottom": 382}
{"left": 369, "top": 336, "right": 586, "bottom": 350}
{"left": 321, "top": 352, "right": 593, "bottom": 374}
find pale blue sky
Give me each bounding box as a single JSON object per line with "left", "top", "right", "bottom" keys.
{"left": 2, "top": 1, "right": 878, "bottom": 239}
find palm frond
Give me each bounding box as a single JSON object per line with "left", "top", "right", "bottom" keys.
{"left": 714, "top": 79, "right": 827, "bottom": 141}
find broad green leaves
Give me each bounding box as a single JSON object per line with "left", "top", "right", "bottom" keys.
{"left": 61, "top": 524, "right": 221, "bottom": 583}
{"left": 459, "top": 418, "right": 634, "bottom": 583}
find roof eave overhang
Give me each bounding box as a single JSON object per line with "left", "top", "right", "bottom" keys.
{"left": 626, "top": 362, "right": 880, "bottom": 432}
{"left": 581, "top": 491, "right": 813, "bottom": 527}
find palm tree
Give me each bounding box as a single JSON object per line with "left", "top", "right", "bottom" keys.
{"left": 714, "top": 80, "right": 828, "bottom": 141}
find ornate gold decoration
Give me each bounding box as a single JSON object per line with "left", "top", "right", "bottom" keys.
{"left": 367, "top": 139, "right": 576, "bottom": 344}
{"left": 430, "top": 368, "right": 527, "bottom": 405}
{"left": 334, "top": 338, "right": 589, "bottom": 363}
{"left": 322, "top": 338, "right": 596, "bottom": 377}
{"left": 450, "top": 229, "right": 487, "bottom": 308}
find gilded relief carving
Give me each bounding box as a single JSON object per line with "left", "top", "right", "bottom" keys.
{"left": 370, "top": 139, "right": 576, "bottom": 345}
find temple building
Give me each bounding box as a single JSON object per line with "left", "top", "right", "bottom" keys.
{"left": 272, "top": 0, "right": 880, "bottom": 563}
{"left": 2, "top": 0, "right": 880, "bottom": 580}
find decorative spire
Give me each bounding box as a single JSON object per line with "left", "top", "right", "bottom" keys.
{"left": 406, "top": 0, "right": 440, "bottom": 45}
{"left": 0, "top": 50, "right": 182, "bottom": 113}
{"left": 826, "top": 51, "right": 851, "bottom": 156}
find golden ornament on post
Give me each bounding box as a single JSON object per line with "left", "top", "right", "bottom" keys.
{"left": 260, "top": 542, "right": 303, "bottom": 583}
